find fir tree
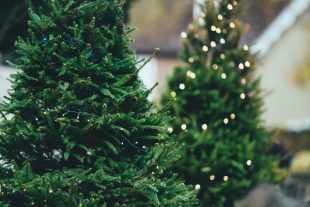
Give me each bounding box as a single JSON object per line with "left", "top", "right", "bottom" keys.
{"left": 0, "top": 0, "right": 197, "bottom": 206}
{"left": 162, "top": 0, "right": 280, "bottom": 206}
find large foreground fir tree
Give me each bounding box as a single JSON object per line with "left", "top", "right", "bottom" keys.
{"left": 162, "top": 0, "right": 280, "bottom": 206}
{"left": 0, "top": 0, "right": 197, "bottom": 206}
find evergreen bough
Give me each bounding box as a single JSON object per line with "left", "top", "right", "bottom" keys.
{"left": 0, "top": 0, "right": 197, "bottom": 206}
{"left": 162, "top": 0, "right": 280, "bottom": 206}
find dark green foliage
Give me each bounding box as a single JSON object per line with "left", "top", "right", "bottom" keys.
{"left": 0, "top": 0, "right": 197, "bottom": 206}
{"left": 162, "top": 0, "right": 281, "bottom": 206}
{"left": 0, "top": 0, "right": 134, "bottom": 63}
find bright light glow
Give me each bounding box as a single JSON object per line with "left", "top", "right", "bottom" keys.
{"left": 202, "top": 124, "right": 208, "bottom": 131}
{"left": 203, "top": 45, "right": 209, "bottom": 52}
{"left": 179, "top": 83, "right": 185, "bottom": 90}
{"left": 181, "top": 124, "right": 187, "bottom": 130}
{"left": 180, "top": 32, "right": 187, "bottom": 39}
{"left": 210, "top": 41, "right": 216, "bottom": 47}
{"left": 170, "top": 91, "right": 176, "bottom": 97}
{"left": 221, "top": 73, "right": 227, "bottom": 79}
{"left": 240, "top": 93, "right": 246, "bottom": 99}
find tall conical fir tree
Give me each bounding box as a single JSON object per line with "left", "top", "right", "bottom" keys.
{"left": 162, "top": 0, "right": 280, "bottom": 206}
{"left": 0, "top": 0, "right": 198, "bottom": 206}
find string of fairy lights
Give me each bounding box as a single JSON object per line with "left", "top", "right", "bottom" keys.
{"left": 169, "top": 0, "right": 253, "bottom": 188}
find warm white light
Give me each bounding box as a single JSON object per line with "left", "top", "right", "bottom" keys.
{"left": 195, "top": 184, "right": 201, "bottom": 190}
{"left": 203, "top": 45, "right": 209, "bottom": 52}
{"left": 227, "top": 4, "right": 233, "bottom": 10}
{"left": 202, "top": 124, "right": 208, "bottom": 131}
{"left": 211, "top": 25, "right": 217, "bottom": 31}
{"left": 171, "top": 91, "right": 176, "bottom": 97}
{"left": 218, "top": 14, "right": 223, "bottom": 20}
{"left": 200, "top": 12, "right": 206, "bottom": 18}
{"left": 210, "top": 41, "right": 216, "bottom": 47}
{"left": 210, "top": 175, "right": 215, "bottom": 181}
{"left": 179, "top": 83, "right": 185, "bottom": 90}
{"left": 168, "top": 127, "right": 174, "bottom": 133}
{"left": 224, "top": 118, "right": 229, "bottom": 125}
{"left": 187, "top": 71, "right": 192, "bottom": 77}
{"left": 221, "top": 73, "right": 227, "bottom": 79}
{"left": 190, "top": 73, "right": 196, "bottom": 79}
{"left": 243, "top": 45, "right": 249, "bottom": 51}
{"left": 181, "top": 124, "right": 187, "bottom": 130}
{"left": 213, "top": 64, "right": 218, "bottom": 70}
{"left": 216, "top": 28, "right": 222, "bottom": 34}
{"left": 220, "top": 54, "right": 225, "bottom": 59}
{"left": 239, "top": 63, "right": 244, "bottom": 70}
{"left": 220, "top": 38, "right": 226, "bottom": 44}
{"left": 241, "top": 78, "right": 247, "bottom": 85}
{"left": 223, "top": 176, "right": 229, "bottom": 181}
{"left": 188, "top": 24, "right": 194, "bottom": 30}
{"left": 199, "top": 17, "right": 205, "bottom": 25}
{"left": 233, "top": 1, "right": 238, "bottom": 6}
{"left": 246, "top": 160, "right": 252, "bottom": 166}
{"left": 180, "top": 32, "right": 187, "bottom": 39}
{"left": 240, "top": 93, "right": 246, "bottom": 99}
{"left": 230, "top": 113, "right": 236, "bottom": 120}
{"left": 230, "top": 22, "right": 236, "bottom": 29}
{"left": 245, "top": 61, "right": 251, "bottom": 67}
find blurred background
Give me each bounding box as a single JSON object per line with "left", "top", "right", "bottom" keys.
{"left": 0, "top": 0, "right": 310, "bottom": 206}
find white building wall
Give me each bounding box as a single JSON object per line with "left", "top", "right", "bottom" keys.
{"left": 256, "top": 10, "right": 310, "bottom": 128}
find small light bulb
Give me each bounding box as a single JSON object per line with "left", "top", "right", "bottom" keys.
{"left": 240, "top": 93, "right": 246, "bottom": 99}
{"left": 241, "top": 78, "right": 247, "bottom": 85}
{"left": 233, "top": 1, "right": 238, "bottom": 6}
{"left": 199, "top": 17, "right": 205, "bottom": 25}
{"left": 221, "top": 73, "right": 227, "bottom": 79}
{"left": 180, "top": 32, "right": 187, "bottom": 39}
{"left": 220, "top": 54, "right": 225, "bottom": 59}
{"left": 246, "top": 160, "right": 252, "bottom": 166}
{"left": 224, "top": 118, "right": 229, "bottom": 125}
{"left": 210, "top": 41, "right": 216, "bottom": 47}
{"left": 239, "top": 63, "right": 244, "bottom": 70}
{"left": 195, "top": 184, "right": 201, "bottom": 190}
{"left": 218, "top": 14, "right": 223, "bottom": 20}
{"left": 171, "top": 91, "right": 177, "bottom": 97}
{"left": 210, "top": 175, "right": 215, "bottom": 181}
{"left": 211, "top": 25, "right": 217, "bottom": 31}
{"left": 230, "top": 22, "right": 236, "bottom": 29}
{"left": 245, "top": 61, "right": 251, "bottom": 67}
{"left": 216, "top": 28, "right": 222, "bottom": 34}
{"left": 168, "top": 127, "right": 174, "bottom": 133}
{"left": 212, "top": 64, "right": 218, "bottom": 70}
{"left": 179, "top": 84, "right": 185, "bottom": 90}
{"left": 202, "top": 124, "right": 208, "bottom": 131}
{"left": 223, "top": 176, "right": 229, "bottom": 181}
{"left": 187, "top": 71, "right": 192, "bottom": 77}
{"left": 200, "top": 12, "right": 206, "bottom": 18}
{"left": 202, "top": 45, "right": 209, "bottom": 52}
{"left": 188, "top": 57, "right": 194, "bottom": 63}
{"left": 181, "top": 124, "right": 187, "bottom": 130}
{"left": 190, "top": 73, "right": 196, "bottom": 79}
{"left": 227, "top": 4, "right": 233, "bottom": 10}
{"left": 230, "top": 113, "right": 236, "bottom": 119}
{"left": 220, "top": 38, "right": 226, "bottom": 44}
{"left": 243, "top": 45, "right": 249, "bottom": 51}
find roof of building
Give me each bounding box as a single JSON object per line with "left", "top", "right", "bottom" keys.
{"left": 251, "top": 0, "right": 310, "bottom": 58}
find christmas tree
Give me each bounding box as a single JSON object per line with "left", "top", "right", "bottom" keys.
{"left": 0, "top": 0, "right": 135, "bottom": 63}
{"left": 0, "top": 0, "right": 197, "bottom": 206}
{"left": 162, "top": 0, "right": 280, "bottom": 206}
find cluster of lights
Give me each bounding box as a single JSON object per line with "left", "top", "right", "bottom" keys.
{"left": 187, "top": 71, "right": 196, "bottom": 79}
